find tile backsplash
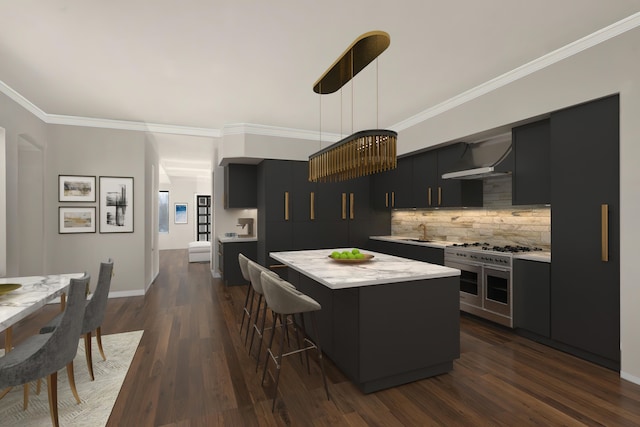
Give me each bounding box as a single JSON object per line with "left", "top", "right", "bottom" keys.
{"left": 391, "top": 176, "right": 551, "bottom": 249}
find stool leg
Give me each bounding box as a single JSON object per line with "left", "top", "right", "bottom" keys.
{"left": 299, "top": 314, "right": 311, "bottom": 373}
{"left": 271, "top": 313, "right": 288, "bottom": 412}
{"left": 250, "top": 297, "right": 267, "bottom": 357}
{"left": 310, "top": 312, "right": 330, "bottom": 401}
{"left": 248, "top": 294, "right": 262, "bottom": 349}
{"left": 292, "top": 314, "right": 303, "bottom": 366}
{"left": 255, "top": 305, "right": 270, "bottom": 372}
{"left": 244, "top": 290, "right": 257, "bottom": 345}
{"left": 240, "top": 285, "right": 252, "bottom": 335}
{"left": 262, "top": 313, "right": 279, "bottom": 385}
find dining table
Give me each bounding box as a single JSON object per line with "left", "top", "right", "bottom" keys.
{"left": 0, "top": 273, "right": 83, "bottom": 352}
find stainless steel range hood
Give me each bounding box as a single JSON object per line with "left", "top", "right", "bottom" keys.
{"left": 441, "top": 133, "right": 512, "bottom": 180}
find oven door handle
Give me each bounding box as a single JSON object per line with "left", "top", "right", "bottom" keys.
{"left": 484, "top": 266, "right": 510, "bottom": 273}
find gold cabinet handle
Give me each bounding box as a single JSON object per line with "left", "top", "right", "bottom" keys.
{"left": 341, "top": 193, "right": 347, "bottom": 219}
{"left": 284, "top": 191, "right": 289, "bottom": 221}
{"left": 428, "top": 187, "right": 432, "bottom": 206}
{"left": 391, "top": 191, "right": 395, "bottom": 208}
{"left": 310, "top": 192, "right": 315, "bottom": 220}
{"left": 385, "top": 192, "right": 389, "bottom": 208}
{"left": 438, "top": 187, "right": 442, "bottom": 206}
{"left": 350, "top": 193, "right": 355, "bottom": 220}
{"left": 602, "top": 204, "right": 609, "bottom": 262}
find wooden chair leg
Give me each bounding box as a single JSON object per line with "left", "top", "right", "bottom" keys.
{"left": 66, "top": 362, "right": 81, "bottom": 404}
{"left": 47, "top": 372, "right": 59, "bottom": 427}
{"left": 96, "top": 327, "right": 106, "bottom": 361}
{"left": 23, "top": 382, "right": 29, "bottom": 410}
{"left": 84, "top": 332, "right": 94, "bottom": 381}
{"left": 36, "top": 378, "right": 42, "bottom": 395}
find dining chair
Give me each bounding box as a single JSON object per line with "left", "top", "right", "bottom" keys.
{"left": 0, "top": 274, "right": 89, "bottom": 427}
{"left": 40, "top": 259, "right": 114, "bottom": 381}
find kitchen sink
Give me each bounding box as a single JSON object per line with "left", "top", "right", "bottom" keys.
{"left": 400, "top": 238, "right": 432, "bottom": 243}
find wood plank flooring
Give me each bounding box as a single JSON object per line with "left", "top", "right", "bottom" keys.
{"left": 4, "top": 249, "right": 640, "bottom": 426}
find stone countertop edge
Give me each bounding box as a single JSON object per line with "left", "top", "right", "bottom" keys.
{"left": 270, "top": 249, "right": 460, "bottom": 290}
{"left": 513, "top": 252, "right": 551, "bottom": 263}
{"left": 369, "top": 235, "right": 456, "bottom": 249}
{"left": 217, "top": 235, "right": 258, "bottom": 243}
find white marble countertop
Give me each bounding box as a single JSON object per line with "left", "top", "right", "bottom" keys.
{"left": 514, "top": 252, "right": 551, "bottom": 263}
{"left": 0, "top": 273, "right": 83, "bottom": 331}
{"left": 369, "top": 235, "right": 456, "bottom": 249}
{"left": 217, "top": 235, "right": 257, "bottom": 243}
{"left": 270, "top": 248, "right": 460, "bottom": 290}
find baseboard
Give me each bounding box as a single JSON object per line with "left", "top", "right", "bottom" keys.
{"left": 109, "top": 289, "right": 146, "bottom": 298}
{"left": 211, "top": 269, "right": 221, "bottom": 279}
{"left": 621, "top": 370, "right": 640, "bottom": 386}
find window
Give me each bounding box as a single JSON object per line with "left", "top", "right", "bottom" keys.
{"left": 158, "top": 191, "right": 169, "bottom": 233}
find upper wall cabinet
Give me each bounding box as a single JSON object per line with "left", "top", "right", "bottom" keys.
{"left": 512, "top": 119, "right": 551, "bottom": 205}
{"left": 412, "top": 143, "right": 483, "bottom": 208}
{"left": 371, "top": 157, "right": 414, "bottom": 210}
{"left": 224, "top": 164, "right": 257, "bottom": 209}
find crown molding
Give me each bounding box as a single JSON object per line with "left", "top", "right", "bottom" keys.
{"left": 393, "top": 11, "right": 640, "bottom": 132}
{"left": 0, "top": 79, "right": 48, "bottom": 122}
{"left": 222, "top": 123, "right": 341, "bottom": 142}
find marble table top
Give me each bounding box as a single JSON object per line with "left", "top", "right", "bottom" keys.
{"left": 0, "top": 273, "right": 83, "bottom": 331}
{"left": 270, "top": 249, "right": 460, "bottom": 290}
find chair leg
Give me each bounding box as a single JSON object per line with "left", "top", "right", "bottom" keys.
{"left": 96, "top": 327, "right": 106, "bottom": 361}
{"left": 244, "top": 290, "right": 257, "bottom": 345}
{"left": 299, "top": 314, "right": 311, "bottom": 373}
{"left": 23, "top": 382, "right": 29, "bottom": 410}
{"left": 240, "top": 285, "right": 253, "bottom": 335}
{"left": 271, "top": 314, "right": 287, "bottom": 412}
{"left": 310, "top": 312, "right": 330, "bottom": 401}
{"left": 36, "top": 378, "right": 42, "bottom": 394}
{"left": 47, "top": 372, "right": 59, "bottom": 427}
{"left": 261, "top": 313, "right": 279, "bottom": 385}
{"left": 248, "top": 294, "right": 263, "bottom": 353}
{"left": 66, "top": 362, "right": 81, "bottom": 404}
{"left": 254, "top": 303, "right": 269, "bottom": 371}
{"left": 84, "top": 332, "right": 94, "bottom": 381}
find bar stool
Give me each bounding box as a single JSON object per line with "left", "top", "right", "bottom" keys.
{"left": 259, "top": 271, "right": 330, "bottom": 411}
{"left": 238, "top": 253, "right": 253, "bottom": 343}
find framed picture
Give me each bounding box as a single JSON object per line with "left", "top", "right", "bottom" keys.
{"left": 175, "top": 203, "right": 188, "bottom": 224}
{"left": 99, "top": 176, "right": 134, "bottom": 233}
{"left": 59, "top": 207, "right": 96, "bottom": 234}
{"left": 58, "top": 175, "right": 96, "bottom": 202}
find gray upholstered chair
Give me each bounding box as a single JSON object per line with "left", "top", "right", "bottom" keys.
{"left": 259, "top": 271, "right": 329, "bottom": 411}
{"left": 0, "top": 274, "right": 90, "bottom": 427}
{"left": 40, "top": 259, "right": 114, "bottom": 381}
{"left": 238, "top": 253, "right": 254, "bottom": 342}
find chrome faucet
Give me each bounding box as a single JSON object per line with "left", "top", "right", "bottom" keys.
{"left": 418, "top": 223, "right": 427, "bottom": 241}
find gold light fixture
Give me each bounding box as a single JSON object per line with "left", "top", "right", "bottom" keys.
{"left": 309, "top": 31, "right": 397, "bottom": 182}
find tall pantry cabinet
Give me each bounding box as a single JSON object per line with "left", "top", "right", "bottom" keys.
{"left": 550, "top": 94, "right": 620, "bottom": 369}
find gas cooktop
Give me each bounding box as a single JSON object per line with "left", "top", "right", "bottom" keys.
{"left": 449, "top": 242, "right": 543, "bottom": 253}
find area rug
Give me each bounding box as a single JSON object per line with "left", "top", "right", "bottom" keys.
{"left": 0, "top": 330, "right": 143, "bottom": 427}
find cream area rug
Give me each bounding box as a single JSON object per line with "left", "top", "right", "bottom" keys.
{"left": 0, "top": 330, "right": 143, "bottom": 427}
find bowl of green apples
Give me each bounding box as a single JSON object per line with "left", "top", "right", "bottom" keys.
{"left": 328, "top": 248, "right": 374, "bottom": 263}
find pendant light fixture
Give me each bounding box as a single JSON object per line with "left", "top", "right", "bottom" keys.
{"left": 309, "top": 31, "right": 397, "bottom": 182}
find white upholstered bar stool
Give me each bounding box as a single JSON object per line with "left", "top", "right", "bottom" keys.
{"left": 259, "top": 271, "right": 330, "bottom": 411}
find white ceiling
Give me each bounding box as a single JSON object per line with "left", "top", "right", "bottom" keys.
{"left": 1, "top": 1, "right": 640, "bottom": 177}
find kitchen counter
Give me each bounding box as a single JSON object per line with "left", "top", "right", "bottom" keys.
{"left": 217, "top": 235, "right": 257, "bottom": 243}
{"left": 270, "top": 248, "right": 459, "bottom": 290}
{"left": 272, "top": 248, "right": 460, "bottom": 393}
{"left": 370, "top": 235, "right": 455, "bottom": 249}
{"left": 514, "top": 252, "right": 551, "bottom": 263}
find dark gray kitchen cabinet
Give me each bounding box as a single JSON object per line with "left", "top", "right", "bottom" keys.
{"left": 224, "top": 164, "right": 257, "bottom": 208}
{"left": 513, "top": 259, "right": 550, "bottom": 337}
{"left": 367, "top": 239, "right": 444, "bottom": 265}
{"left": 258, "top": 159, "right": 389, "bottom": 266}
{"left": 437, "top": 144, "right": 483, "bottom": 207}
{"left": 412, "top": 143, "right": 483, "bottom": 208}
{"left": 550, "top": 94, "right": 620, "bottom": 370}
{"left": 218, "top": 239, "right": 257, "bottom": 286}
{"left": 371, "top": 156, "right": 414, "bottom": 210}
{"left": 512, "top": 119, "right": 551, "bottom": 205}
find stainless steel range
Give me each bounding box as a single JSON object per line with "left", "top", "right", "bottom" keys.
{"left": 444, "top": 243, "right": 542, "bottom": 328}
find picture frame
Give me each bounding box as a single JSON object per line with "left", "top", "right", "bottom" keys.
{"left": 175, "top": 203, "right": 188, "bottom": 224}
{"left": 99, "top": 176, "right": 134, "bottom": 233}
{"left": 58, "top": 175, "right": 96, "bottom": 202}
{"left": 59, "top": 207, "right": 96, "bottom": 234}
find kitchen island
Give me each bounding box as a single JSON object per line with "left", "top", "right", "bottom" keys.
{"left": 270, "top": 248, "right": 461, "bottom": 393}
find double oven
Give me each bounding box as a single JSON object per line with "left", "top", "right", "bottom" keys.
{"left": 444, "top": 244, "right": 514, "bottom": 328}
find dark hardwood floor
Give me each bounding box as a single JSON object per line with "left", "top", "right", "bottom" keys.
{"left": 4, "top": 249, "right": 640, "bottom": 426}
